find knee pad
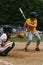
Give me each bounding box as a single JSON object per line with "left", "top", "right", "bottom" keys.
{"left": 0, "top": 52, "right": 7, "bottom": 56}
{"left": 2, "top": 42, "right": 15, "bottom": 56}
{"left": 12, "top": 42, "right": 15, "bottom": 48}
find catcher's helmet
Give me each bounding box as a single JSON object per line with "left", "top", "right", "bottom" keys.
{"left": 30, "top": 12, "right": 38, "bottom": 18}
{"left": 3, "top": 25, "right": 12, "bottom": 33}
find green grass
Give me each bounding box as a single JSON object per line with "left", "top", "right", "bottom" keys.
{"left": 10, "top": 34, "right": 43, "bottom": 42}
{"left": 10, "top": 34, "right": 28, "bottom": 42}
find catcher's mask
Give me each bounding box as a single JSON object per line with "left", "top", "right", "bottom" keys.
{"left": 30, "top": 12, "right": 38, "bottom": 18}
{"left": 3, "top": 25, "right": 12, "bottom": 33}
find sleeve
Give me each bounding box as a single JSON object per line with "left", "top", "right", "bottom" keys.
{"left": 1, "top": 33, "right": 7, "bottom": 42}
{"left": 26, "top": 19, "right": 30, "bottom": 24}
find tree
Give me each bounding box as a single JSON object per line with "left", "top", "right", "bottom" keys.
{"left": 0, "top": 0, "right": 43, "bottom": 30}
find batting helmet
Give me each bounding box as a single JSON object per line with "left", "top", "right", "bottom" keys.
{"left": 3, "top": 25, "right": 12, "bottom": 33}
{"left": 30, "top": 12, "right": 38, "bottom": 18}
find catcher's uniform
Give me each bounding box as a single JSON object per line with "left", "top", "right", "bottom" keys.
{"left": 0, "top": 33, "right": 15, "bottom": 56}
{"left": 25, "top": 18, "right": 41, "bottom": 45}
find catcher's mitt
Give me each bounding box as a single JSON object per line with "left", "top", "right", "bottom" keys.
{"left": 17, "top": 32, "right": 24, "bottom": 38}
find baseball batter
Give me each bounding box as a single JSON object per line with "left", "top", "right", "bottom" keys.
{"left": 24, "top": 12, "right": 41, "bottom": 51}
{"left": 0, "top": 25, "right": 16, "bottom": 56}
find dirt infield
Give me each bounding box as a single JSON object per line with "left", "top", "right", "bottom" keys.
{"left": 0, "top": 42, "right": 43, "bottom": 65}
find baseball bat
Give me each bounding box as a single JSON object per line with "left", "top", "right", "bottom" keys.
{"left": 19, "top": 8, "right": 26, "bottom": 20}
{"left": 19, "top": 8, "right": 32, "bottom": 26}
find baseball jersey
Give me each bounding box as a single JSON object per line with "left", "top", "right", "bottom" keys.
{"left": 0, "top": 33, "right": 13, "bottom": 52}
{"left": 0, "top": 33, "right": 7, "bottom": 45}
{"left": 25, "top": 18, "right": 37, "bottom": 33}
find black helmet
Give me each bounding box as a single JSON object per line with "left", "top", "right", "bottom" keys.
{"left": 3, "top": 25, "right": 12, "bottom": 33}
{"left": 30, "top": 12, "right": 38, "bottom": 18}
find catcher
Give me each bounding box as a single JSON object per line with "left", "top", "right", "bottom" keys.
{"left": 24, "top": 12, "right": 41, "bottom": 51}
{"left": 0, "top": 25, "right": 16, "bottom": 56}
{"left": 0, "top": 25, "right": 24, "bottom": 56}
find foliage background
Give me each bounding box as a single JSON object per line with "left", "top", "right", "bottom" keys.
{"left": 0, "top": 0, "right": 43, "bottom": 30}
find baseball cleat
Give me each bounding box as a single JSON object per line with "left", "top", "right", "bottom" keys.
{"left": 24, "top": 48, "right": 28, "bottom": 51}
{"left": 35, "top": 48, "right": 40, "bottom": 51}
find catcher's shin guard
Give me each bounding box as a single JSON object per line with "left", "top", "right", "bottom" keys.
{"left": 0, "top": 42, "right": 15, "bottom": 56}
